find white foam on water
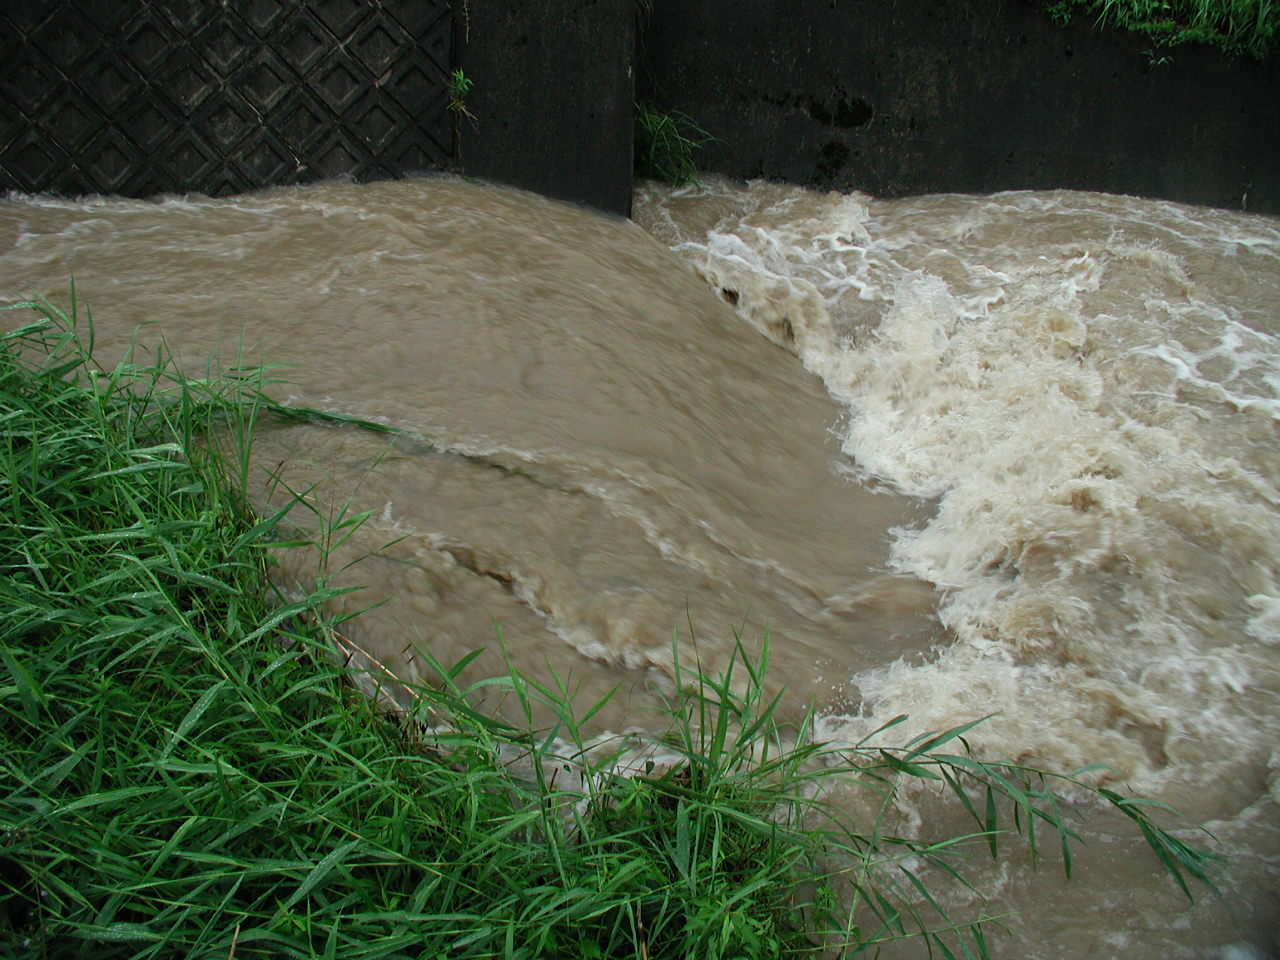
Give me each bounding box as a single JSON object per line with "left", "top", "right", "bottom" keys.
{"left": 637, "top": 178, "right": 1280, "bottom": 958}
{"left": 636, "top": 179, "right": 1280, "bottom": 814}
{"left": 1246, "top": 594, "right": 1280, "bottom": 646}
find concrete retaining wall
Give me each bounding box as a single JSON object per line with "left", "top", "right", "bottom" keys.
{"left": 637, "top": 0, "right": 1280, "bottom": 213}
{"left": 457, "top": 0, "right": 635, "bottom": 217}
{"left": 0, "top": 0, "right": 455, "bottom": 199}
{"left": 3, "top": 2, "right": 1273, "bottom": 215}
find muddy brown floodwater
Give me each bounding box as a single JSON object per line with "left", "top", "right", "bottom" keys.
{"left": 2, "top": 175, "right": 1277, "bottom": 958}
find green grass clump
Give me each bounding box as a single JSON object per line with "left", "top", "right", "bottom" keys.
{"left": 634, "top": 103, "right": 717, "bottom": 187}
{"left": 1, "top": 297, "right": 1221, "bottom": 959}
{"left": 1039, "top": 0, "right": 1278, "bottom": 58}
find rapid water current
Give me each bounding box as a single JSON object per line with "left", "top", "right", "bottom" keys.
{"left": 1, "top": 175, "right": 1276, "bottom": 958}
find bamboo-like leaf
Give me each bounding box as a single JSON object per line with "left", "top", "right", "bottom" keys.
{"left": 160, "top": 679, "right": 227, "bottom": 760}
{"left": 984, "top": 785, "right": 999, "bottom": 858}
{"left": 878, "top": 749, "right": 942, "bottom": 780}
{"left": 1, "top": 643, "right": 46, "bottom": 721}
{"left": 37, "top": 742, "right": 89, "bottom": 789}
{"left": 280, "top": 839, "right": 365, "bottom": 912}
{"left": 854, "top": 713, "right": 911, "bottom": 747}
{"left": 932, "top": 931, "right": 961, "bottom": 960}
{"left": 904, "top": 716, "right": 993, "bottom": 760}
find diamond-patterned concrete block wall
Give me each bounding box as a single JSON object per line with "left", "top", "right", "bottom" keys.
{"left": 0, "top": 0, "right": 453, "bottom": 198}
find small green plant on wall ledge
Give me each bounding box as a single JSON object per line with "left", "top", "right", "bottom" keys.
{"left": 449, "top": 68, "right": 476, "bottom": 122}
{"left": 634, "top": 102, "right": 718, "bottom": 186}
{"left": 1039, "top": 0, "right": 1277, "bottom": 59}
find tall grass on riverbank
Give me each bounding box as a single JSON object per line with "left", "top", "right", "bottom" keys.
{"left": 1, "top": 298, "right": 1220, "bottom": 958}
{"left": 1040, "top": 0, "right": 1277, "bottom": 58}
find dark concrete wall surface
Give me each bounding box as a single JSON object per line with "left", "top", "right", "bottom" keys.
{"left": 457, "top": 0, "right": 635, "bottom": 217}
{"left": 0, "top": 0, "right": 454, "bottom": 199}
{"left": 638, "top": 0, "right": 1279, "bottom": 213}
{"left": 3, "top": 2, "right": 1273, "bottom": 216}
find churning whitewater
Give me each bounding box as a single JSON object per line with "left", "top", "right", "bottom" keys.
{"left": 636, "top": 179, "right": 1280, "bottom": 805}
{"left": 2, "top": 174, "right": 1277, "bottom": 957}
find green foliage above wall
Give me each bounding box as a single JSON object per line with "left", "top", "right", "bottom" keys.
{"left": 1039, "top": 0, "right": 1277, "bottom": 58}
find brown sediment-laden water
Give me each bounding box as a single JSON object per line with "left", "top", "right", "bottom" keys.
{"left": 2, "top": 174, "right": 1276, "bottom": 958}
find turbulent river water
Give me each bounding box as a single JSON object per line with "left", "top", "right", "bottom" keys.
{"left": 2, "top": 175, "right": 1277, "bottom": 958}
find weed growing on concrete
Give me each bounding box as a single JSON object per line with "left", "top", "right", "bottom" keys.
{"left": 634, "top": 102, "right": 717, "bottom": 187}
{"left": 449, "top": 68, "right": 475, "bottom": 116}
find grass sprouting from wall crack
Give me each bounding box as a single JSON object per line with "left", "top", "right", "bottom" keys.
{"left": 0, "top": 297, "right": 1222, "bottom": 958}
{"left": 634, "top": 103, "right": 717, "bottom": 187}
